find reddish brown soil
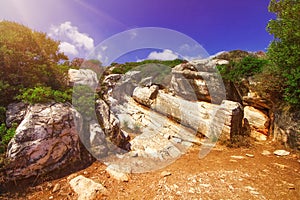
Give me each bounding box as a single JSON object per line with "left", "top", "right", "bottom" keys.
{"left": 1, "top": 141, "right": 299, "bottom": 200}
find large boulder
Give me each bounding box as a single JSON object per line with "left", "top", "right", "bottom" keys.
{"left": 273, "top": 108, "right": 300, "bottom": 150}
{"left": 6, "top": 103, "right": 90, "bottom": 180}
{"left": 244, "top": 106, "right": 269, "bottom": 141}
{"left": 68, "top": 69, "right": 99, "bottom": 89}
{"left": 132, "top": 85, "right": 159, "bottom": 107}
{"left": 133, "top": 88, "right": 243, "bottom": 140}
{"left": 170, "top": 59, "right": 227, "bottom": 104}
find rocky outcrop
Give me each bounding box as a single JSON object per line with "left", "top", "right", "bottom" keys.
{"left": 244, "top": 106, "right": 269, "bottom": 141}
{"left": 6, "top": 103, "right": 91, "bottom": 180}
{"left": 95, "top": 99, "right": 130, "bottom": 151}
{"left": 68, "top": 69, "right": 99, "bottom": 89}
{"left": 133, "top": 87, "right": 243, "bottom": 140}
{"left": 5, "top": 102, "right": 28, "bottom": 127}
{"left": 273, "top": 108, "right": 300, "bottom": 150}
{"left": 89, "top": 120, "right": 108, "bottom": 158}
{"left": 170, "top": 59, "right": 227, "bottom": 104}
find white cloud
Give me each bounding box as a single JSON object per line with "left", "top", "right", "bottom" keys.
{"left": 49, "top": 21, "right": 94, "bottom": 56}
{"left": 100, "top": 45, "right": 108, "bottom": 51}
{"left": 146, "top": 49, "right": 179, "bottom": 61}
{"left": 59, "top": 42, "right": 78, "bottom": 55}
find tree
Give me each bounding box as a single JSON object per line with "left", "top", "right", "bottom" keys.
{"left": 0, "top": 21, "right": 69, "bottom": 106}
{"left": 267, "top": 0, "right": 300, "bottom": 105}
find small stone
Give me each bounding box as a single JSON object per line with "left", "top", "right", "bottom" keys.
{"left": 199, "top": 184, "right": 210, "bottom": 188}
{"left": 245, "top": 154, "right": 254, "bottom": 158}
{"left": 274, "top": 150, "right": 290, "bottom": 156}
{"left": 49, "top": 196, "right": 54, "bottom": 200}
{"left": 83, "top": 171, "right": 88, "bottom": 175}
{"left": 273, "top": 163, "right": 286, "bottom": 169}
{"left": 69, "top": 175, "right": 108, "bottom": 199}
{"left": 245, "top": 186, "right": 256, "bottom": 191}
{"left": 230, "top": 159, "right": 238, "bottom": 163}
{"left": 52, "top": 183, "right": 61, "bottom": 193}
{"left": 188, "top": 188, "right": 195, "bottom": 194}
{"left": 250, "top": 190, "right": 260, "bottom": 195}
{"left": 287, "top": 183, "right": 295, "bottom": 190}
{"left": 106, "top": 166, "right": 129, "bottom": 182}
{"left": 47, "top": 182, "right": 53, "bottom": 189}
{"left": 230, "top": 155, "right": 245, "bottom": 159}
{"left": 161, "top": 171, "right": 172, "bottom": 177}
{"left": 261, "top": 150, "right": 271, "bottom": 156}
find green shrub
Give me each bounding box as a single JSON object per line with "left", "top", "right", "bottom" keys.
{"left": 72, "top": 85, "right": 98, "bottom": 119}
{"left": 0, "top": 107, "right": 6, "bottom": 124}
{"left": 217, "top": 56, "right": 269, "bottom": 82}
{"left": 110, "top": 59, "right": 184, "bottom": 74}
{"left": 16, "top": 86, "right": 72, "bottom": 104}
{"left": 266, "top": 0, "right": 300, "bottom": 106}
{"left": 0, "top": 123, "right": 17, "bottom": 154}
{"left": 0, "top": 21, "right": 69, "bottom": 107}
{"left": 254, "top": 63, "right": 285, "bottom": 102}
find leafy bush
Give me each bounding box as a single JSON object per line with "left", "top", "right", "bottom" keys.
{"left": 0, "top": 123, "right": 17, "bottom": 154}
{"left": 217, "top": 56, "right": 269, "bottom": 82}
{"left": 16, "top": 86, "right": 72, "bottom": 104}
{"left": 254, "top": 63, "right": 285, "bottom": 102}
{"left": 267, "top": 0, "right": 300, "bottom": 106}
{"left": 0, "top": 21, "right": 69, "bottom": 107}
{"left": 110, "top": 59, "right": 184, "bottom": 74}
{"left": 0, "top": 107, "right": 6, "bottom": 124}
{"left": 72, "top": 85, "right": 98, "bottom": 119}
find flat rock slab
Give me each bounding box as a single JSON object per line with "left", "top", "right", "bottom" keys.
{"left": 273, "top": 150, "right": 290, "bottom": 156}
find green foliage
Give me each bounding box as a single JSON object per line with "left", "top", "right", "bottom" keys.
{"left": 267, "top": 0, "right": 300, "bottom": 106}
{"left": 16, "top": 86, "right": 72, "bottom": 104}
{"left": 0, "top": 107, "right": 6, "bottom": 124}
{"left": 0, "top": 123, "right": 17, "bottom": 154}
{"left": 254, "top": 63, "right": 285, "bottom": 102}
{"left": 0, "top": 21, "right": 69, "bottom": 106}
{"left": 72, "top": 85, "right": 98, "bottom": 119}
{"left": 110, "top": 59, "right": 184, "bottom": 74}
{"left": 217, "top": 56, "right": 269, "bottom": 82}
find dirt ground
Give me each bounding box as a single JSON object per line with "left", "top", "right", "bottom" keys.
{"left": 1, "top": 141, "right": 299, "bottom": 200}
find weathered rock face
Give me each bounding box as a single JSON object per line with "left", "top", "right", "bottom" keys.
{"left": 6, "top": 103, "right": 89, "bottom": 180}
{"left": 244, "top": 106, "right": 269, "bottom": 141}
{"left": 242, "top": 78, "right": 272, "bottom": 110}
{"left": 273, "top": 108, "right": 300, "bottom": 150}
{"left": 170, "top": 59, "right": 227, "bottom": 104}
{"left": 95, "top": 99, "right": 130, "bottom": 150}
{"left": 132, "top": 85, "right": 159, "bottom": 107}
{"left": 6, "top": 102, "right": 28, "bottom": 127}
{"left": 68, "top": 69, "right": 99, "bottom": 89}
{"left": 89, "top": 120, "right": 108, "bottom": 158}
{"left": 133, "top": 87, "right": 243, "bottom": 140}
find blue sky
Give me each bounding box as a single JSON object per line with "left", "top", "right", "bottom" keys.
{"left": 0, "top": 0, "right": 275, "bottom": 64}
